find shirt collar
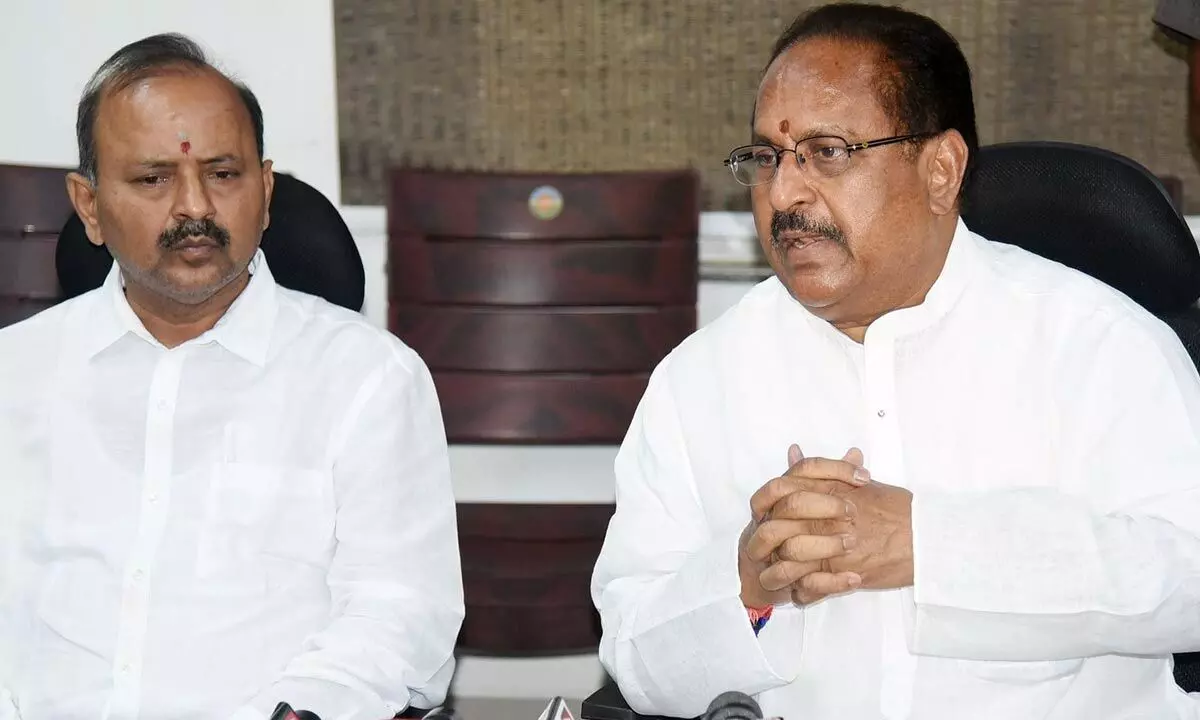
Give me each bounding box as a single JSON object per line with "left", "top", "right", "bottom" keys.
{"left": 888, "top": 216, "right": 976, "bottom": 328}
{"left": 83, "top": 248, "right": 277, "bottom": 366}
{"left": 795, "top": 216, "right": 978, "bottom": 342}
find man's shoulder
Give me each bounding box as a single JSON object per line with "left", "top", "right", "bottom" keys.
{"left": 0, "top": 291, "right": 97, "bottom": 362}
{"left": 272, "top": 287, "right": 426, "bottom": 379}
{"left": 972, "top": 235, "right": 1180, "bottom": 346}
{"left": 656, "top": 277, "right": 789, "bottom": 380}
{"left": 976, "top": 235, "right": 1137, "bottom": 306}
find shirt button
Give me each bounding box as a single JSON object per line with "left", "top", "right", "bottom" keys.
{"left": 147, "top": 494, "right": 158, "bottom": 504}
{"left": 132, "top": 569, "right": 144, "bottom": 582}
{"left": 120, "top": 663, "right": 132, "bottom": 674}
{"left": 877, "top": 409, "right": 886, "bottom": 417}
{"left": 156, "top": 399, "right": 169, "bottom": 411}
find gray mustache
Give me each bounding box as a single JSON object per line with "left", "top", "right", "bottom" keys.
{"left": 770, "top": 211, "right": 845, "bottom": 249}
{"left": 159, "top": 217, "right": 231, "bottom": 249}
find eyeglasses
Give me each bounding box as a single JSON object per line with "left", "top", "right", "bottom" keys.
{"left": 723, "top": 133, "right": 934, "bottom": 186}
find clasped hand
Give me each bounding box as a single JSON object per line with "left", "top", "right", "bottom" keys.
{"left": 738, "top": 445, "right": 914, "bottom": 607}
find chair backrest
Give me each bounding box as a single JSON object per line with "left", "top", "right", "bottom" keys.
{"left": 961, "top": 141, "right": 1200, "bottom": 693}
{"left": 388, "top": 169, "right": 698, "bottom": 658}
{"left": 0, "top": 164, "right": 74, "bottom": 328}
{"left": 55, "top": 172, "right": 366, "bottom": 312}
{"left": 961, "top": 141, "right": 1200, "bottom": 314}
{"left": 388, "top": 169, "right": 699, "bottom": 444}
{"left": 456, "top": 503, "right": 613, "bottom": 656}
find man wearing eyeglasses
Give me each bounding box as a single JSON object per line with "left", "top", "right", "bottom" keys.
{"left": 592, "top": 3, "right": 1200, "bottom": 719}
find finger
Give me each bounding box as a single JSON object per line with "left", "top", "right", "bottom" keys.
{"left": 775, "top": 533, "right": 856, "bottom": 564}
{"left": 842, "top": 447, "right": 864, "bottom": 467}
{"left": 746, "top": 519, "right": 804, "bottom": 561}
{"left": 770, "top": 490, "right": 857, "bottom": 522}
{"left": 791, "top": 571, "right": 862, "bottom": 605}
{"left": 784, "top": 455, "right": 871, "bottom": 488}
{"left": 750, "top": 475, "right": 808, "bottom": 521}
{"left": 746, "top": 518, "right": 850, "bottom": 561}
{"left": 788, "top": 443, "right": 803, "bottom": 467}
{"left": 759, "top": 560, "right": 822, "bottom": 592}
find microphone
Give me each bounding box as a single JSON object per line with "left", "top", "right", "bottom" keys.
{"left": 269, "top": 702, "right": 322, "bottom": 720}
{"left": 703, "top": 692, "right": 763, "bottom": 720}
{"left": 536, "top": 696, "right": 576, "bottom": 720}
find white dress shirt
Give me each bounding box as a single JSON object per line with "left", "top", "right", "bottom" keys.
{"left": 592, "top": 220, "right": 1200, "bottom": 720}
{"left": 0, "top": 251, "right": 464, "bottom": 720}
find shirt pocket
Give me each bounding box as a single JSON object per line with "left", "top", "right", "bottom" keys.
{"left": 960, "top": 657, "right": 1084, "bottom": 685}
{"left": 196, "top": 461, "right": 334, "bottom": 581}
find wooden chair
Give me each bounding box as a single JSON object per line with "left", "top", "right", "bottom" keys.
{"left": 0, "top": 164, "right": 73, "bottom": 328}
{"left": 388, "top": 169, "right": 699, "bottom": 655}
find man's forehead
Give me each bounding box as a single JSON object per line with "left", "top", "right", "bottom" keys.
{"left": 753, "top": 39, "right": 886, "bottom": 136}
{"left": 97, "top": 75, "right": 247, "bottom": 145}
{"left": 114, "top": 73, "right": 240, "bottom": 115}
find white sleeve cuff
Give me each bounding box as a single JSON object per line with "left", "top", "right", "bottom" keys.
{"left": 231, "top": 678, "right": 396, "bottom": 720}
{"left": 621, "top": 527, "right": 806, "bottom": 701}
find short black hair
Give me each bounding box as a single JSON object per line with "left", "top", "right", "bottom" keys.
{"left": 76, "top": 33, "right": 265, "bottom": 183}
{"left": 765, "top": 3, "right": 978, "bottom": 198}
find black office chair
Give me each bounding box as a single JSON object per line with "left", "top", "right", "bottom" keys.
{"left": 54, "top": 172, "right": 366, "bottom": 311}
{"left": 582, "top": 142, "right": 1200, "bottom": 719}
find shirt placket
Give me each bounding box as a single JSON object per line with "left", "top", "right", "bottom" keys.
{"left": 862, "top": 329, "right": 916, "bottom": 720}
{"left": 103, "top": 348, "right": 186, "bottom": 720}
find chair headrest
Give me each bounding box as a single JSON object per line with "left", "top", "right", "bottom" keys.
{"left": 55, "top": 172, "right": 366, "bottom": 312}
{"left": 960, "top": 141, "right": 1200, "bottom": 313}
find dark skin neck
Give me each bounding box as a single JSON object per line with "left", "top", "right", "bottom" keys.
{"left": 825, "top": 221, "right": 955, "bottom": 343}
{"left": 124, "top": 269, "right": 250, "bottom": 348}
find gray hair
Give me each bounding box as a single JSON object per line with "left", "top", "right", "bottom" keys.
{"left": 75, "top": 33, "right": 265, "bottom": 183}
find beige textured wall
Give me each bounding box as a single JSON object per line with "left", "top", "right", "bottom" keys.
{"left": 335, "top": 0, "right": 1196, "bottom": 211}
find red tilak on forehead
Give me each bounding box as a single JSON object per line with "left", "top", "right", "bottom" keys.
{"left": 779, "top": 119, "right": 790, "bottom": 134}
{"left": 180, "top": 141, "right": 191, "bottom": 154}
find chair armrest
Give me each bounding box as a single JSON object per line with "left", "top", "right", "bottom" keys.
{"left": 581, "top": 681, "right": 696, "bottom": 720}
{"left": 1175, "top": 652, "right": 1200, "bottom": 693}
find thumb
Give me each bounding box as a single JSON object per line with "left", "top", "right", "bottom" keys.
{"left": 843, "top": 447, "right": 864, "bottom": 467}
{"left": 787, "top": 443, "right": 803, "bottom": 467}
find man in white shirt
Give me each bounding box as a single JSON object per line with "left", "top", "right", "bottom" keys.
{"left": 0, "top": 33, "right": 463, "bottom": 720}
{"left": 591, "top": 4, "right": 1200, "bottom": 719}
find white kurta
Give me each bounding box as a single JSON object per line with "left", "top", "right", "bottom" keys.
{"left": 592, "top": 220, "right": 1200, "bottom": 720}
{"left": 0, "top": 252, "right": 464, "bottom": 720}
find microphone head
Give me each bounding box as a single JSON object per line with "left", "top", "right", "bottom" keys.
{"left": 536, "top": 696, "right": 576, "bottom": 720}
{"left": 704, "top": 691, "right": 763, "bottom": 720}
{"left": 268, "top": 703, "right": 321, "bottom": 720}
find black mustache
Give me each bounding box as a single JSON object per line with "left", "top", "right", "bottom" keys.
{"left": 770, "top": 211, "right": 845, "bottom": 249}
{"left": 159, "top": 217, "right": 231, "bottom": 250}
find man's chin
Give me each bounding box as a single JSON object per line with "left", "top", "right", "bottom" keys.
{"left": 775, "top": 269, "right": 853, "bottom": 311}
{"left": 149, "top": 264, "right": 245, "bottom": 305}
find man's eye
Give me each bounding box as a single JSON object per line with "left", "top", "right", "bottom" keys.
{"left": 211, "top": 170, "right": 240, "bottom": 181}
{"left": 138, "top": 175, "right": 166, "bottom": 186}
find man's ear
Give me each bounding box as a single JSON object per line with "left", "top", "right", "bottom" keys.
{"left": 924, "top": 129, "right": 968, "bottom": 216}
{"left": 260, "top": 160, "right": 274, "bottom": 232}
{"left": 65, "top": 172, "right": 105, "bottom": 247}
